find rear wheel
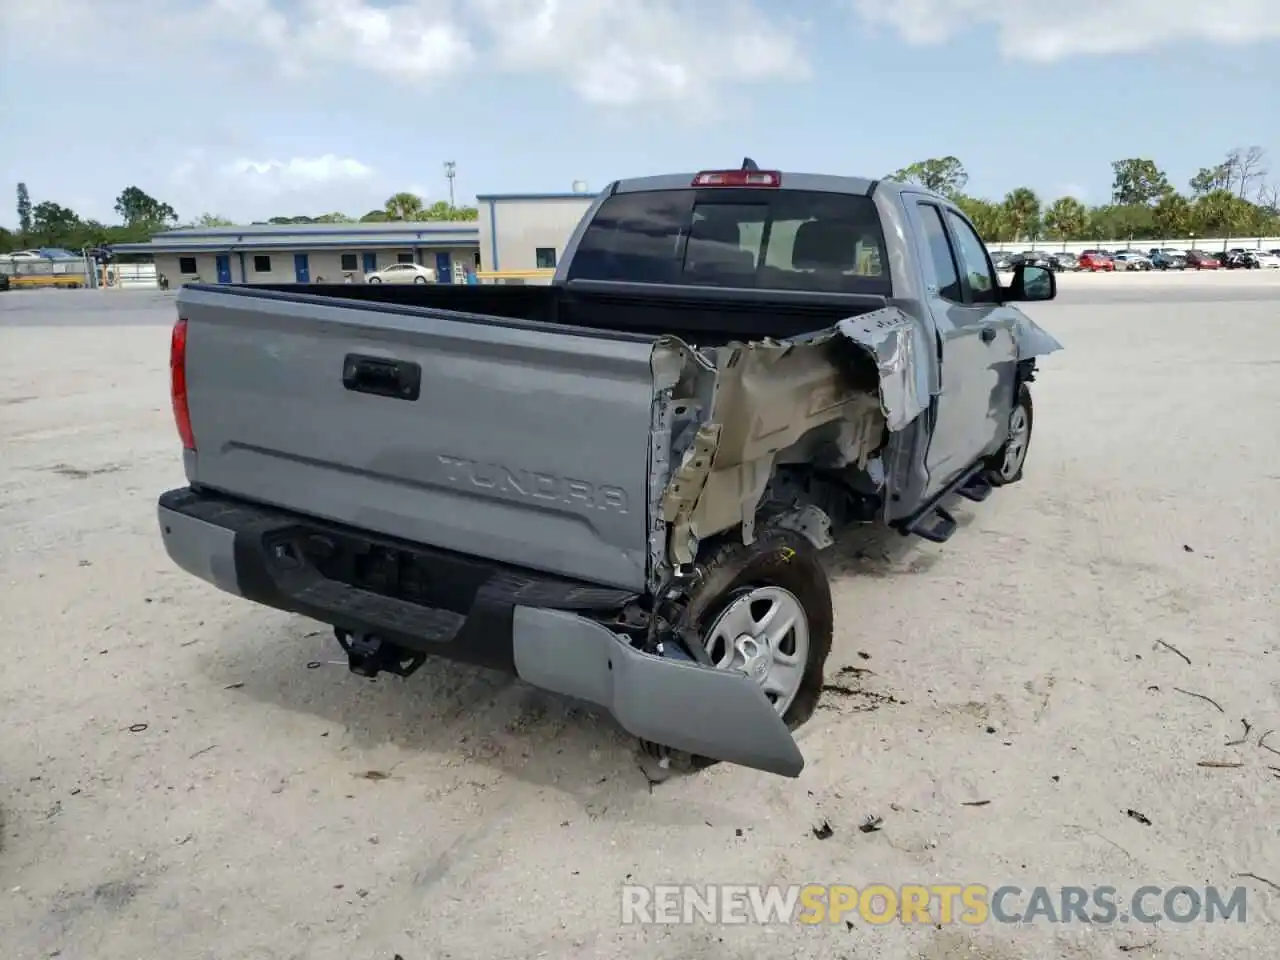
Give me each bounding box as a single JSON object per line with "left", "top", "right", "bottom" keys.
{"left": 640, "top": 529, "right": 833, "bottom": 776}
{"left": 985, "top": 383, "right": 1034, "bottom": 486}
{"left": 413, "top": 275, "right": 428, "bottom": 284}
{"left": 368, "top": 276, "right": 382, "bottom": 284}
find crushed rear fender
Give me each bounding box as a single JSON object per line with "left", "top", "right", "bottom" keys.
{"left": 657, "top": 306, "right": 924, "bottom": 564}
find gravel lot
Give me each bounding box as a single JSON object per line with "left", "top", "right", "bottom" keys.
{"left": 2, "top": 275, "right": 1278, "bottom": 960}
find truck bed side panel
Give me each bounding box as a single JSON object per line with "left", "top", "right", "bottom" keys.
{"left": 179, "top": 288, "right": 657, "bottom": 590}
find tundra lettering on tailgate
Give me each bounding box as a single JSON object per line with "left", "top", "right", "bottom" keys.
{"left": 436, "top": 454, "right": 629, "bottom": 514}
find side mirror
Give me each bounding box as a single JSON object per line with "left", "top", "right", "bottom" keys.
{"left": 1007, "top": 263, "right": 1056, "bottom": 302}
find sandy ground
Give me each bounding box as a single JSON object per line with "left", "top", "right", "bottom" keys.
{"left": 1, "top": 276, "right": 1277, "bottom": 960}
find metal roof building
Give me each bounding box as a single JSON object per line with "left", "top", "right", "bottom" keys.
{"left": 110, "top": 188, "right": 599, "bottom": 285}
{"left": 110, "top": 220, "right": 481, "bottom": 284}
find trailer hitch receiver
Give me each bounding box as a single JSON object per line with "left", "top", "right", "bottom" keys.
{"left": 334, "top": 629, "right": 427, "bottom": 679}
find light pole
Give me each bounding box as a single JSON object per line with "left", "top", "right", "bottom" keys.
{"left": 444, "top": 161, "right": 456, "bottom": 210}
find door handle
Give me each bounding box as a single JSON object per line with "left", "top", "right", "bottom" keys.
{"left": 342, "top": 354, "right": 422, "bottom": 401}
{"left": 980, "top": 326, "right": 997, "bottom": 344}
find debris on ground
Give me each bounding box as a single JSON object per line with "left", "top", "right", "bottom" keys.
{"left": 859, "top": 815, "right": 883, "bottom": 834}
{"left": 1125, "top": 809, "right": 1152, "bottom": 826}
{"left": 1225, "top": 719, "right": 1253, "bottom": 747}
{"left": 812, "top": 821, "right": 833, "bottom": 840}
{"left": 1155, "top": 639, "right": 1191, "bottom": 665}
{"left": 1171, "top": 687, "right": 1224, "bottom": 713}
{"left": 1196, "top": 760, "right": 1243, "bottom": 769}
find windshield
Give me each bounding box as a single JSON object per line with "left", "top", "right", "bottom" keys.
{"left": 566, "top": 188, "right": 891, "bottom": 295}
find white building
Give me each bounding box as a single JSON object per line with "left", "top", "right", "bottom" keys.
{"left": 112, "top": 221, "right": 481, "bottom": 285}
{"left": 476, "top": 192, "right": 595, "bottom": 276}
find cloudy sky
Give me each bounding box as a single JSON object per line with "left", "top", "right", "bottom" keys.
{"left": 1, "top": 0, "right": 1276, "bottom": 225}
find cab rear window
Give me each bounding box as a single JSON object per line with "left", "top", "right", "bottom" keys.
{"left": 566, "top": 188, "right": 891, "bottom": 295}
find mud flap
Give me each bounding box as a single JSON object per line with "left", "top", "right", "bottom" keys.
{"left": 511, "top": 606, "right": 805, "bottom": 777}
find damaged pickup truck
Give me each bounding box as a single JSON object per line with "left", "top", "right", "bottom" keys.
{"left": 158, "top": 164, "right": 1062, "bottom": 778}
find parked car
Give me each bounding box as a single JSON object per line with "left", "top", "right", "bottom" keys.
{"left": 1222, "top": 250, "right": 1259, "bottom": 270}
{"left": 1077, "top": 251, "right": 1115, "bottom": 272}
{"left": 366, "top": 263, "right": 437, "bottom": 284}
{"left": 1184, "top": 250, "right": 1221, "bottom": 270}
{"left": 1050, "top": 252, "right": 1080, "bottom": 271}
{"left": 1112, "top": 251, "right": 1153, "bottom": 271}
{"left": 1010, "top": 250, "right": 1057, "bottom": 270}
{"left": 1251, "top": 249, "right": 1280, "bottom": 269}
{"left": 157, "top": 165, "right": 1063, "bottom": 778}
{"left": 990, "top": 252, "right": 1016, "bottom": 271}
{"left": 1149, "top": 251, "right": 1186, "bottom": 270}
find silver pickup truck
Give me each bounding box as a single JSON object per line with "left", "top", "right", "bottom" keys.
{"left": 158, "top": 163, "right": 1062, "bottom": 778}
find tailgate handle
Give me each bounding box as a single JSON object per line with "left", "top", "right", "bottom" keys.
{"left": 342, "top": 354, "right": 421, "bottom": 401}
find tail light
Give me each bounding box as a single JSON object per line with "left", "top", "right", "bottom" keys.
{"left": 692, "top": 169, "right": 782, "bottom": 188}
{"left": 170, "top": 317, "right": 195, "bottom": 451}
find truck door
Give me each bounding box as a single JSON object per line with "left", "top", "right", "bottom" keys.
{"left": 906, "top": 199, "right": 1018, "bottom": 494}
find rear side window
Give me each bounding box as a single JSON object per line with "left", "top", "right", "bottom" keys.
{"left": 916, "top": 204, "right": 962, "bottom": 302}
{"left": 566, "top": 188, "right": 890, "bottom": 295}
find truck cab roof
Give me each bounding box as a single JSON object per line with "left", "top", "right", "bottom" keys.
{"left": 610, "top": 171, "right": 888, "bottom": 198}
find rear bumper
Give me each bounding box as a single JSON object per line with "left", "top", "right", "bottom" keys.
{"left": 158, "top": 487, "right": 804, "bottom": 777}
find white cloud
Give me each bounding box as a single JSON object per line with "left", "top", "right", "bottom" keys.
{"left": 1, "top": 0, "right": 804, "bottom": 105}
{"left": 215, "top": 0, "right": 474, "bottom": 81}
{"left": 850, "top": 0, "right": 1280, "bottom": 60}
{"left": 474, "top": 0, "right": 810, "bottom": 106}
{"left": 222, "top": 155, "right": 376, "bottom": 193}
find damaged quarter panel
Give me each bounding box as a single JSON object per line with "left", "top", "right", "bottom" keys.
{"left": 659, "top": 334, "right": 887, "bottom": 566}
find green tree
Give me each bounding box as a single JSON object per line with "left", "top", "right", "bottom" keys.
{"left": 1042, "top": 197, "right": 1088, "bottom": 241}
{"left": 359, "top": 209, "right": 389, "bottom": 222}
{"left": 384, "top": 192, "right": 425, "bottom": 220}
{"left": 30, "top": 201, "right": 82, "bottom": 245}
{"left": 1001, "top": 187, "right": 1041, "bottom": 240}
{"left": 954, "top": 195, "right": 1008, "bottom": 241}
{"left": 1088, "top": 204, "right": 1155, "bottom": 242}
{"left": 889, "top": 156, "right": 969, "bottom": 197}
{"left": 1110, "top": 158, "right": 1171, "bottom": 206}
{"left": 314, "top": 212, "right": 354, "bottom": 223}
{"left": 419, "top": 200, "right": 480, "bottom": 221}
{"left": 1189, "top": 163, "right": 1231, "bottom": 197}
{"left": 0, "top": 226, "right": 14, "bottom": 252}
{"left": 114, "top": 186, "right": 178, "bottom": 228}
{"left": 16, "top": 182, "right": 32, "bottom": 238}
{"left": 1189, "top": 189, "right": 1252, "bottom": 238}
{"left": 194, "top": 213, "right": 234, "bottom": 227}
{"left": 1152, "top": 193, "right": 1191, "bottom": 237}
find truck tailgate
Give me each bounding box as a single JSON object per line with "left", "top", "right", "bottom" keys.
{"left": 178, "top": 286, "right": 658, "bottom": 591}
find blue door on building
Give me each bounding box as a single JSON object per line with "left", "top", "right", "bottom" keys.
{"left": 294, "top": 254, "right": 310, "bottom": 283}
{"left": 362, "top": 252, "right": 377, "bottom": 275}
{"left": 215, "top": 255, "right": 232, "bottom": 284}
{"left": 435, "top": 251, "right": 453, "bottom": 284}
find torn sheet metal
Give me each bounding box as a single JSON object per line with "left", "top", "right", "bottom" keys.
{"left": 1011, "top": 314, "right": 1064, "bottom": 360}
{"left": 834, "top": 305, "right": 932, "bottom": 432}
{"left": 659, "top": 333, "right": 887, "bottom": 566}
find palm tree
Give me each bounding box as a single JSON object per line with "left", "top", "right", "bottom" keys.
{"left": 1001, "top": 187, "right": 1042, "bottom": 242}
{"left": 384, "top": 192, "right": 425, "bottom": 221}
{"left": 1042, "top": 197, "right": 1087, "bottom": 245}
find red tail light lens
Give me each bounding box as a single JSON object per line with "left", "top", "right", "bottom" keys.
{"left": 170, "top": 318, "right": 195, "bottom": 451}
{"left": 691, "top": 170, "right": 782, "bottom": 188}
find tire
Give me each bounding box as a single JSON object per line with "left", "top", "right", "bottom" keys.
{"left": 413, "top": 275, "right": 427, "bottom": 284}
{"left": 368, "top": 276, "right": 382, "bottom": 284}
{"left": 985, "top": 382, "right": 1034, "bottom": 486}
{"left": 681, "top": 528, "right": 833, "bottom": 732}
